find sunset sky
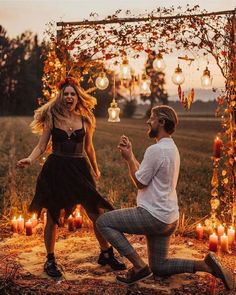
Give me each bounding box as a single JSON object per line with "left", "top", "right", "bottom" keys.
{"left": 1, "top": 0, "right": 235, "bottom": 98}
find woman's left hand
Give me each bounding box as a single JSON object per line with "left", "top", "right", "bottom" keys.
{"left": 94, "top": 170, "right": 101, "bottom": 180}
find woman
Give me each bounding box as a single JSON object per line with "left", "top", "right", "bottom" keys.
{"left": 17, "top": 77, "right": 125, "bottom": 278}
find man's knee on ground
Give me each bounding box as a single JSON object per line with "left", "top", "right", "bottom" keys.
{"left": 150, "top": 263, "right": 167, "bottom": 276}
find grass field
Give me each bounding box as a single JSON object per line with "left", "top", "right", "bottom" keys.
{"left": 0, "top": 116, "right": 221, "bottom": 227}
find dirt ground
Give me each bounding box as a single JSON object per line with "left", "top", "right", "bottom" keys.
{"left": 0, "top": 223, "right": 235, "bottom": 295}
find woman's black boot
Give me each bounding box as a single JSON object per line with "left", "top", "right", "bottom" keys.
{"left": 98, "top": 247, "right": 126, "bottom": 270}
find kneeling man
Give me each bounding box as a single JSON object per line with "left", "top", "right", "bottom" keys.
{"left": 96, "top": 105, "right": 234, "bottom": 290}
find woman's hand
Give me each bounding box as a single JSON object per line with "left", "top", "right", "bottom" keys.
{"left": 17, "top": 157, "right": 32, "bottom": 168}
{"left": 94, "top": 169, "right": 101, "bottom": 181}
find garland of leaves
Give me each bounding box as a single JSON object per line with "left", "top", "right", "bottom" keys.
{"left": 42, "top": 5, "right": 235, "bottom": 224}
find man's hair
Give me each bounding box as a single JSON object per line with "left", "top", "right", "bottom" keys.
{"left": 152, "top": 105, "right": 178, "bottom": 134}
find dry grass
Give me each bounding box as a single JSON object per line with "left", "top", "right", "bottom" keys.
{"left": 0, "top": 116, "right": 221, "bottom": 234}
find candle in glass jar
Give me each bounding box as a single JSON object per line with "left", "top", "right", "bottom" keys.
{"left": 11, "top": 216, "right": 18, "bottom": 233}
{"left": 220, "top": 233, "right": 229, "bottom": 252}
{"left": 74, "top": 212, "right": 83, "bottom": 229}
{"left": 213, "top": 137, "right": 222, "bottom": 158}
{"left": 196, "top": 224, "right": 203, "bottom": 240}
{"left": 209, "top": 233, "right": 218, "bottom": 252}
{"left": 217, "top": 224, "right": 225, "bottom": 237}
{"left": 68, "top": 215, "right": 74, "bottom": 231}
{"left": 17, "top": 215, "right": 24, "bottom": 233}
{"left": 227, "top": 226, "right": 235, "bottom": 246}
{"left": 25, "top": 219, "right": 33, "bottom": 236}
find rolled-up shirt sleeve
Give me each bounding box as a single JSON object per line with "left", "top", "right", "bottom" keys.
{"left": 135, "top": 145, "right": 164, "bottom": 186}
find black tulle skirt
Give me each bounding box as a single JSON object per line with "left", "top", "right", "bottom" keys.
{"left": 29, "top": 154, "right": 113, "bottom": 224}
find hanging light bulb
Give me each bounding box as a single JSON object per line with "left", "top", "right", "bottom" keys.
{"left": 153, "top": 53, "right": 166, "bottom": 72}
{"left": 172, "top": 64, "right": 185, "bottom": 85}
{"left": 201, "top": 66, "right": 213, "bottom": 89}
{"left": 108, "top": 73, "right": 120, "bottom": 122}
{"left": 120, "top": 57, "right": 131, "bottom": 80}
{"left": 95, "top": 72, "right": 109, "bottom": 90}
{"left": 139, "top": 74, "right": 151, "bottom": 96}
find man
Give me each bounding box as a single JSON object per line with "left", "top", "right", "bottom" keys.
{"left": 96, "top": 105, "right": 234, "bottom": 290}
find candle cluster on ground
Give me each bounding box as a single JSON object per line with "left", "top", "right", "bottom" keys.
{"left": 67, "top": 211, "right": 83, "bottom": 232}
{"left": 11, "top": 208, "right": 84, "bottom": 236}
{"left": 196, "top": 223, "right": 235, "bottom": 253}
{"left": 11, "top": 214, "right": 38, "bottom": 236}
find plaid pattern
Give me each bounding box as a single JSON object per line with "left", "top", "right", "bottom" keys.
{"left": 96, "top": 207, "right": 195, "bottom": 276}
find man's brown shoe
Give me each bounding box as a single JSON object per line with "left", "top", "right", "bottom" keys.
{"left": 116, "top": 265, "right": 153, "bottom": 286}
{"left": 205, "top": 252, "right": 234, "bottom": 290}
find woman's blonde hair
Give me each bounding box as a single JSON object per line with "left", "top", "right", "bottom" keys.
{"left": 30, "top": 78, "right": 97, "bottom": 134}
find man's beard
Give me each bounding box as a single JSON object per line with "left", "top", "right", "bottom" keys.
{"left": 148, "top": 127, "right": 159, "bottom": 138}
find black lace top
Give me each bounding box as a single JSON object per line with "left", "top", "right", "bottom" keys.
{"left": 51, "top": 117, "right": 85, "bottom": 157}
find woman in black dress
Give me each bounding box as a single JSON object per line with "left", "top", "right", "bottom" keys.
{"left": 17, "top": 77, "right": 125, "bottom": 277}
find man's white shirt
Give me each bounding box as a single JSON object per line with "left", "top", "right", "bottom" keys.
{"left": 135, "top": 137, "right": 180, "bottom": 224}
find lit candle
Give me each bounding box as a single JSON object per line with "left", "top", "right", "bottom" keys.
{"left": 25, "top": 219, "right": 33, "bottom": 236}
{"left": 68, "top": 215, "right": 74, "bottom": 231}
{"left": 220, "top": 233, "right": 229, "bottom": 252}
{"left": 43, "top": 212, "right": 47, "bottom": 228}
{"left": 213, "top": 137, "right": 222, "bottom": 159}
{"left": 217, "top": 224, "right": 225, "bottom": 237}
{"left": 196, "top": 224, "right": 203, "bottom": 240}
{"left": 17, "top": 215, "right": 24, "bottom": 233}
{"left": 227, "top": 226, "right": 235, "bottom": 246}
{"left": 11, "top": 216, "right": 18, "bottom": 233}
{"left": 31, "top": 213, "right": 38, "bottom": 228}
{"left": 74, "top": 212, "right": 83, "bottom": 229}
{"left": 209, "top": 233, "right": 218, "bottom": 252}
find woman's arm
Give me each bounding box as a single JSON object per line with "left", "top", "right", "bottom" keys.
{"left": 17, "top": 127, "right": 51, "bottom": 168}
{"left": 84, "top": 122, "right": 100, "bottom": 180}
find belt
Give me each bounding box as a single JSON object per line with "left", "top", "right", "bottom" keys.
{"left": 52, "top": 152, "right": 84, "bottom": 158}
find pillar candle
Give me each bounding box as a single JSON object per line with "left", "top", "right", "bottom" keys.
{"left": 196, "top": 224, "right": 203, "bottom": 240}
{"left": 17, "top": 215, "right": 24, "bottom": 233}
{"left": 31, "top": 213, "right": 38, "bottom": 228}
{"left": 11, "top": 216, "right": 18, "bottom": 233}
{"left": 74, "top": 212, "right": 83, "bottom": 229}
{"left": 220, "top": 233, "right": 229, "bottom": 252}
{"left": 68, "top": 215, "right": 75, "bottom": 231}
{"left": 25, "top": 219, "right": 33, "bottom": 236}
{"left": 227, "top": 226, "right": 235, "bottom": 246}
{"left": 43, "top": 212, "right": 47, "bottom": 228}
{"left": 213, "top": 137, "right": 222, "bottom": 158}
{"left": 209, "top": 233, "right": 218, "bottom": 252}
{"left": 217, "top": 224, "right": 224, "bottom": 237}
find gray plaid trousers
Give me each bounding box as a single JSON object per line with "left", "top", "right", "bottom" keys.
{"left": 96, "top": 207, "right": 195, "bottom": 276}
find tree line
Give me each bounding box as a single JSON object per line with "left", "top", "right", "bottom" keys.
{"left": 0, "top": 25, "right": 44, "bottom": 115}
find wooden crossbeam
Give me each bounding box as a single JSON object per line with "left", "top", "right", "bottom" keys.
{"left": 57, "top": 9, "right": 235, "bottom": 27}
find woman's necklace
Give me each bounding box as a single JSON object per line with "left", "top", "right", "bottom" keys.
{"left": 66, "top": 117, "right": 74, "bottom": 139}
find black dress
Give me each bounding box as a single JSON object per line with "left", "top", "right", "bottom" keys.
{"left": 29, "top": 117, "right": 113, "bottom": 224}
